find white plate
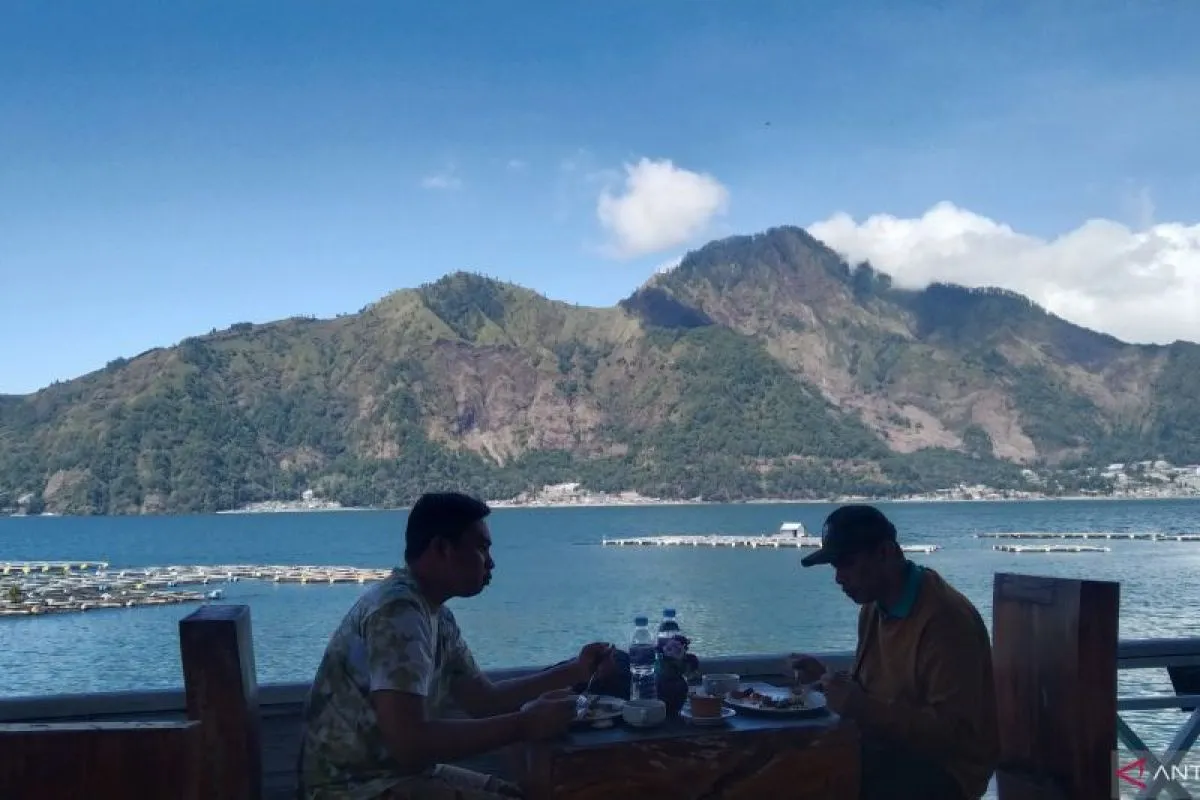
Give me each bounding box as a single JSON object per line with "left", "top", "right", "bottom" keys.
{"left": 574, "top": 695, "right": 625, "bottom": 726}
{"left": 681, "top": 705, "right": 735, "bottom": 725}
{"left": 723, "top": 687, "right": 828, "bottom": 717}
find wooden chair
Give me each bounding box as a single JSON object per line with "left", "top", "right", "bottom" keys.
{"left": 0, "top": 719, "right": 202, "bottom": 800}
{"left": 991, "top": 572, "right": 1119, "bottom": 800}
{"left": 0, "top": 603, "right": 262, "bottom": 800}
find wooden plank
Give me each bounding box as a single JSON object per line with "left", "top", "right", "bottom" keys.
{"left": 518, "top": 714, "right": 859, "bottom": 800}
{"left": 991, "top": 572, "right": 1119, "bottom": 800}
{"left": 180, "top": 603, "right": 262, "bottom": 800}
{"left": 0, "top": 720, "right": 201, "bottom": 800}
{"left": 261, "top": 704, "right": 308, "bottom": 798}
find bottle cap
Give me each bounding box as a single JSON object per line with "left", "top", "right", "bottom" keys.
{"left": 635, "top": 616, "right": 648, "bottom": 625}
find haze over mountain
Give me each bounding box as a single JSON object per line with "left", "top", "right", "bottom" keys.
{"left": 2, "top": 226, "right": 1197, "bottom": 516}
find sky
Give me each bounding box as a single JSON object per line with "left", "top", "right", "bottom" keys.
{"left": 2, "top": 0, "right": 1200, "bottom": 394}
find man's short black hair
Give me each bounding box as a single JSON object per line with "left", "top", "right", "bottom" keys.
{"left": 404, "top": 491, "right": 491, "bottom": 563}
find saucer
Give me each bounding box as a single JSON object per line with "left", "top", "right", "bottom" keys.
{"left": 680, "top": 706, "right": 736, "bottom": 726}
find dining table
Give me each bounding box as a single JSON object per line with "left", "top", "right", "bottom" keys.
{"left": 514, "top": 681, "right": 861, "bottom": 800}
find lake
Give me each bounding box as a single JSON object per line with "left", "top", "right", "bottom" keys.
{"left": 2, "top": 498, "right": 1197, "bottom": 753}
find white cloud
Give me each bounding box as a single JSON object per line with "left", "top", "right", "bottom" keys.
{"left": 597, "top": 158, "right": 729, "bottom": 258}
{"left": 807, "top": 201, "right": 1200, "bottom": 345}
{"left": 420, "top": 168, "right": 462, "bottom": 191}
{"left": 506, "top": 158, "right": 526, "bottom": 171}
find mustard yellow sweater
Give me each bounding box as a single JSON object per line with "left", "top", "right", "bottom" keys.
{"left": 847, "top": 566, "right": 1000, "bottom": 799}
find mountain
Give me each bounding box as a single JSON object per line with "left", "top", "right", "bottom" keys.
{"left": 3, "top": 225, "right": 1198, "bottom": 515}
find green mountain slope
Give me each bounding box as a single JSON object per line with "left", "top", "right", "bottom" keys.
{"left": 2, "top": 226, "right": 1196, "bottom": 515}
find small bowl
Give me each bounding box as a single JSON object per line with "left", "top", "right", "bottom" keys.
{"left": 622, "top": 698, "right": 667, "bottom": 727}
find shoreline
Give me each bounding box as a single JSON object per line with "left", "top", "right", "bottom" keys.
{"left": 492, "top": 494, "right": 1200, "bottom": 509}
{"left": 5, "top": 493, "right": 1200, "bottom": 519}
{"left": 213, "top": 505, "right": 374, "bottom": 515}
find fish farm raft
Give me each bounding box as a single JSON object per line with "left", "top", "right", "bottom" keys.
{"left": 0, "top": 562, "right": 392, "bottom": 617}
{"left": 600, "top": 534, "right": 940, "bottom": 554}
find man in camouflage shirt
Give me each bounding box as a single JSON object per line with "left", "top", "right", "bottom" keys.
{"left": 299, "top": 492, "right": 615, "bottom": 800}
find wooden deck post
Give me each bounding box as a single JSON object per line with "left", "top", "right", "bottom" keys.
{"left": 991, "top": 572, "right": 1120, "bottom": 800}
{"left": 180, "top": 603, "right": 262, "bottom": 800}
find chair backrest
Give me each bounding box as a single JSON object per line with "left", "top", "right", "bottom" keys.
{"left": 0, "top": 603, "right": 262, "bottom": 800}
{"left": 0, "top": 719, "right": 202, "bottom": 800}
{"left": 991, "top": 572, "right": 1119, "bottom": 800}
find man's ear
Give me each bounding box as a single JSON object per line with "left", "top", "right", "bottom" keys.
{"left": 428, "top": 535, "right": 448, "bottom": 559}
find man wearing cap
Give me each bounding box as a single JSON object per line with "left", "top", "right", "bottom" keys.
{"left": 792, "top": 505, "right": 999, "bottom": 800}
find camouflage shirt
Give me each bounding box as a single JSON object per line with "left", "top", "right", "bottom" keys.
{"left": 299, "top": 567, "right": 483, "bottom": 800}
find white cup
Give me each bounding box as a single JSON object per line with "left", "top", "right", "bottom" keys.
{"left": 622, "top": 698, "right": 667, "bottom": 727}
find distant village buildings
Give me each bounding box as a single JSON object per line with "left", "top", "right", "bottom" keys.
{"left": 1100, "top": 461, "right": 1200, "bottom": 493}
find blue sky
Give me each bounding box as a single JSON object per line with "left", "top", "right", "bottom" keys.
{"left": 3, "top": 0, "right": 1199, "bottom": 393}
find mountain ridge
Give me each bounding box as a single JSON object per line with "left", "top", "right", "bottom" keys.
{"left": 2, "top": 224, "right": 1197, "bottom": 515}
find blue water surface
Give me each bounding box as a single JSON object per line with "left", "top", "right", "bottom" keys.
{"left": 2, "top": 498, "right": 1198, "bottom": 755}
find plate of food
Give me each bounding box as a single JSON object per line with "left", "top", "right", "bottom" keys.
{"left": 574, "top": 695, "right": 625, "bottom": 727}
{"left": 724, "top": 685, "right": 828, "bottom": 717}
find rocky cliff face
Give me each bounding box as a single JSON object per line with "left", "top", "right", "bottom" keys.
{"left": 633, "top": 227, "right": 1179, "bottom": 461}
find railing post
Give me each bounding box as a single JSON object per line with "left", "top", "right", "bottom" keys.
{"left": 992, "top": 572, "right": 1119, "bottom": 800}
{"left": 179, "top": 603, "right": 262, "bottom": 800}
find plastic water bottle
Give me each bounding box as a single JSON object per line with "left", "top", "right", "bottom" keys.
{"left": 657, "top": 608, "right": 682, "bottom": 643}
{"left": 629, "top": 616, "right": 657, "bottom": 700}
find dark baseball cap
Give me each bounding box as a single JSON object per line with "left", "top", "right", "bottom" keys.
{"left": 800, "top": 505, "right": 897, "bottom": 568}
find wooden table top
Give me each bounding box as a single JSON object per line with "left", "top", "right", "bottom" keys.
{"left": 558, "top": 681, "right": 835, "bottom": 744}
{"left": 518, "top": 683, "right": 860, "bottom": 800}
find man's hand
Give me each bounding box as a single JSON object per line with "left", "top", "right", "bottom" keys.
{"left": 454, "top": 644, "right": 616, "bottom": 718}
{"left": 820, "top": 670, "right": 865, "bottom": 716}
{"left": 519, "top": 689, "right": 578, "bottom": 740}
{"left": 787, "top": 653, "right": 827, "bottom": 685}
{"left": 573, "top": 642, "right": 617, "bottom": 685}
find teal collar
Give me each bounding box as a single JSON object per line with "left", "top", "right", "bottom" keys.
{"left": 880, "top": 561, "right": 923, "bottom": 619}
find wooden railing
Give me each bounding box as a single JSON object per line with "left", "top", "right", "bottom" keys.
{"left": 0, "top": 653, "right": 858, "bottom": 723}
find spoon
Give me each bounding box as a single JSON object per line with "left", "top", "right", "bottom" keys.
{"left": 575, "top": 644, "right": 614, "bottom": 719}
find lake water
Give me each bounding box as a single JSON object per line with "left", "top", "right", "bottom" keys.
{"left": 2, "top": 498, "right": 1199, "bottom": 757}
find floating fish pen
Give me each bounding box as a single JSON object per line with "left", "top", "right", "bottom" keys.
{"left": 602, "top": 534, "right": 823, "bottom": 548}
{"left": 974, "top": 532, "right": 1200, "bottom": 542}
{"left": 992, "top": 544, "right": 1111, "bottom": 554}
{"left": 600, "top": 535, "right": 940, "bottom": 555}
{"left": 0, "top": 561, "right": 110, "bottom": 575}
{"left": 0, "top": 587, "right": 210, "bottom": 616}
{"left": 0, "top": 563, "right": 392, "bottom": 618}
